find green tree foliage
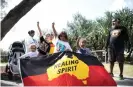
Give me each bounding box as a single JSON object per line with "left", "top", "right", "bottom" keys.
{"left": 1, "top": 0, "right": 7, "bottom": 19}
{"left": 0, "top": 48, "right": 8, "bottom": 62}
{"left": 66, "top": 13, "right": 95, "bottom": 51}
{"left": 1, "top": 0, "right": 7, "bottom": 9}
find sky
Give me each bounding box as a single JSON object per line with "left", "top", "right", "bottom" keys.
{"left": 0, "top": 0, "right": 133, "bottom": 51}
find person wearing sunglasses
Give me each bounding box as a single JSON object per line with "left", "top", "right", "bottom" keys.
{"left": 52, "top": 22, "right": 72, "bottom": 53}
{"left": 106, "top": 18, "right": 131, "bottom": 80}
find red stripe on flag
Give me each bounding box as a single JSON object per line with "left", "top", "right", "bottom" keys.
{"left": 88, "top": 66, "right": 117, "bottom": 86}
{"left": 22, "top": 66, "right": 117, "bottom": 86}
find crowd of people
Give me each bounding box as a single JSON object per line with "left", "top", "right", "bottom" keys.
{"left": 22, "top": 18, "right": 131, "bottom": 80}
{"left": 23, "top": 22, "right": 92, "bottom": 57}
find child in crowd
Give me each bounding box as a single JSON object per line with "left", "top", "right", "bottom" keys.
{"left": 52, "top": 22, "right": 72, "bottom": 53}
{"left": 37, "top": 22, "right": 55, "bottom": 54}
{"left": 20, "top": 43, "right": 38, "bottom": 58}
{"left": 76, "top": 37, "right": 92, "bottom": 55}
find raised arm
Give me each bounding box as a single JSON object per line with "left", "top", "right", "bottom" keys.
{"left": 37, "top": 22, "right": 43, "bottom": 37}
{"left": 52, "top": 22, "right": 58, "bottom": 37}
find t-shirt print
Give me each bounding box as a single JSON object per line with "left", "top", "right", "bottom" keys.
{"left": 56, "top": 42, "right": 66, "bottom": 52}
{"left": 111, "top": 29, "right": 121, "bottom": 37}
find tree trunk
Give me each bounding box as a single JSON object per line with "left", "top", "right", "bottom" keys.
{"left": 1, "top": 0, "right": 41, "bottom": 40}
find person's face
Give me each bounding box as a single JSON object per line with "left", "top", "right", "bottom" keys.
{"left": 30, "top": 32, "right": 35, "bottom": 37}
{"left": 46, "top": 34, "right": 51, "bottom": 41}
{"left": 60, "top": 34, "right": 67, "bottom": 41}
{"left": 112, "top": 19, "right": 119, "bottom": 27}
{"left": 30, "top": 45, "right": 36, "bottom": 52}
{"left": 79, "top": 40, "right": 86, "bottom": 48}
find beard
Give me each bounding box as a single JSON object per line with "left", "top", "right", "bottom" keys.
{"left": 112, "top": 24, "right": 117, "bottom": 29}
{"left": 112, "top": 25, "right": 115, "bottom": 29}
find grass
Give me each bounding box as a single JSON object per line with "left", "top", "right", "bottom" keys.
{"left": 103, "top": 63, "right": 133, "bottom": 77}
{"left": 0, "top": 62, "right": 8, "bottom": 66}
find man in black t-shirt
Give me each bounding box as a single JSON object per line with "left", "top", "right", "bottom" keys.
{"left": 106, "top": 18, "right": 131, "bottom": 80}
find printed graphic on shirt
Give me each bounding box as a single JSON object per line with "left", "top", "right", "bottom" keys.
{"left": 56, "top": 42, "right": 66, "bottom": 52}
{"left": 111, "top": 29, "right": 121, "bottom": 37}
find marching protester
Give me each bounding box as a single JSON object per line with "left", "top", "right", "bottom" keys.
{"left": 52, "top": 22, "right": 72, "bottom": 53}
{"left": 24, "top": 30, "right": 38, "bottom": 53}
{"left": 76, "top": 37, "right": 92, "bottom": 55}
{"left": 106, "top": 18, "right": 131, "bottom": 80}
{"left": 37, "top": 22, "right": 55, "bottom": 55}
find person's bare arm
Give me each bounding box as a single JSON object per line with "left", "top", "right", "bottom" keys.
{"left": 106, "top": 30, "right": 110, "bottom": 49}
{"left": 124, "top": 27, "right": 131, "bottom": 52}
{"left": 52, "top": 22, "right": 58, "bottom": 37}
{"left": 37, "top": 22, "right": 43, "bottom": 36}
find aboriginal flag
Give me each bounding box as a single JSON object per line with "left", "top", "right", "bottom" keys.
{"left": 20, "top": 51, "right": 117, "bottom": 86}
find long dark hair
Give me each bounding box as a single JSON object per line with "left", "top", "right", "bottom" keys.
{"left": 58, "top": 31, "right": 68, "bottom": 41}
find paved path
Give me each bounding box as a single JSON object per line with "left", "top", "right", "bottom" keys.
{"left": 1, "top": 73, "right": 133, "bottom": 86}
{"left": 114, "top": 75, "right": 133, "bottom": 86}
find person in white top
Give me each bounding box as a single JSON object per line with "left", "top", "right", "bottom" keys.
{"left": 20, "top": 43, "right": 38, "bottom": 58}
{"left": 24, "top": 30, "right": 38, "bottom": 53}
{"left": 52, "top": 22, "right": 72, "bottom": 53}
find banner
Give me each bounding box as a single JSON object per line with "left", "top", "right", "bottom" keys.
{"left": 20, "top": 51, "right": 117, "bottom": 86}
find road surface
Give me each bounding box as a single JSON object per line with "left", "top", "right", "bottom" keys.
{"left": 1, "top": 73, "right": 133, "bottom": 86}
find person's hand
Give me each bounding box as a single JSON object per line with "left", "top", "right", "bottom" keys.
{"left": 52, "top": 22, "right": 55, "bottom": 27}
{"left": 37, "top": 22, "right": 39, "bottom": 26}
{"left": 127, "top": 48, "right": 130, "bottom": 53}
